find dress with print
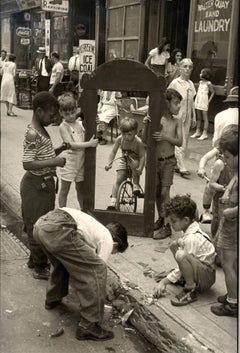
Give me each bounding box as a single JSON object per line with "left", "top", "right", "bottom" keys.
{"left": 195, "top": 80, "right": 211, "bottom": 111}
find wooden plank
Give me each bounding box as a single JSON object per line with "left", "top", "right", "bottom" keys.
{"left": 88, "top": 209, "right": 145, "bottom": 236}
{"left": 80, "top": 58, "right": 166, "bottom": 92}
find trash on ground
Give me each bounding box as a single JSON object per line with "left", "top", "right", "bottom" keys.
{"left": 49, "top": 327, "right": 64, "bottom": 338}
{"left": 121, "top": 308, "right": 134, "bottom": 326}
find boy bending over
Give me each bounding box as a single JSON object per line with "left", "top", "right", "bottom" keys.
{"left": 154, "top": 194, "right": 216, "bottom": 306}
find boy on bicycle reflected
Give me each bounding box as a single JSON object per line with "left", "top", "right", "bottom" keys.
{"left": 105, "top": 117, "right": 146, "bottom": 210}
{"left": 142, "top": 88, "right": 183, "bottom": 239}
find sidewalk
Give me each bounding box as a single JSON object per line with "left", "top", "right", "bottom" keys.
{"left": 0, "top": 104, "right": 238, "bottom": 353}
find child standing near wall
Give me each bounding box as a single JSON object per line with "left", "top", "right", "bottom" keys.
{"left": 191, "top": 68, "right": 214, "bottom": 140}
{"left": 58, "top": 93, "right": 98, "bottom": 209}
{"left": 20, "top": 92, "right": 67, "bottom": 280}
{"left": 211, "top": 126, "right": 238, "bottom": 317}
{"left": 142, "top": 88, "right": 183, "bottom": 239}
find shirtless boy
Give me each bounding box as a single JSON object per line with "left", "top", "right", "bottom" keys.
{"left": 143, "top": 88, "right": 183, "bottom": 239}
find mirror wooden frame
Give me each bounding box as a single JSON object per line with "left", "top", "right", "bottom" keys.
{"left": 80, "top": 58, "right": 166, "bottom": 237}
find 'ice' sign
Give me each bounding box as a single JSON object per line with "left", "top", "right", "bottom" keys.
{"left": 79, "top": 40, "right": 96, "bottom": 75}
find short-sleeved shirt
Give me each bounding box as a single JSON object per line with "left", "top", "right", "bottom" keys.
{"left": 50, "top": 61, "right": 64, "bottom": 85}
{"left": 22, "top": 125, "right": 56, "bottom": 176}
{"left": 149, "top": 48, "right": 170, "bottom": 65}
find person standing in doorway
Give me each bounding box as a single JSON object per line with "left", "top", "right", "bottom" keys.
{"left": 35, "top": 47, "right": 53, "bottom": 92}
{"left": 168, "top": 58, "right": 196, "bottom": 176}
{"left": 145, "top": 37, "right": 171, "bottom": 77}
{"left": 49, "top": 52, "right": 64, "bottom": 98}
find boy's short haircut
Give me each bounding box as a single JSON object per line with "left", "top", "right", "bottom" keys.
{"left": 165, "top": 88, "right": 182, "bottom": 102}
{"left": 166, "top": 194, "right": 197, "bottom": 221}
{"left": 106, "top": 222, "right": 128, "bottom": 253}
{"left": 120, "top": 117, "right": 138, "bottom": 133}
{"left": 32, "top": 91, "right": 59, "bottom": 112}
{"left": 219, "top": 124, "right": 238, "bottom": 156}
{"left": 58, "top": 92, "right": 76, "bottom": 110}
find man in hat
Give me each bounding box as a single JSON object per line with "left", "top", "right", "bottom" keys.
{"left": 212, "top": 86, "right": 238, "bottom": 148}
{"left": 35, "top": 47, "right": 53, "bottom": 92}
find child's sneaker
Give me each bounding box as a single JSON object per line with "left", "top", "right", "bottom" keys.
{"left": 197, "top": 132, "right": 208, "bottom": 140}
{"left": 190, "top": 131, "right": 201, "bottom": 138}
{"left": 133, "top": 184, "right": 141, "bottom": 197}
{"left": 171, "top": 288, "right": 198, "bottom": 306}
{"left": 200, "top": 210, "right": 212, "bottom": 223}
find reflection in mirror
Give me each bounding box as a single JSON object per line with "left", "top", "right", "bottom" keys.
{"left": 95, "top": 94, "right": 148, "bottom": 213}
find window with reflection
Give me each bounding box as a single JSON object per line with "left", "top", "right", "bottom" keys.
{"left": 191, "top": 0, "right": 233, "bottom": 85}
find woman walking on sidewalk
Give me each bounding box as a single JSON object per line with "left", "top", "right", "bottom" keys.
{"left": 20, "top": 92, "right": 68, "bottom": 280}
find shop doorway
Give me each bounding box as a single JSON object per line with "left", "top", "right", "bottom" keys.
{"left": 11, "top": 12, "right": 30, "bottom": 69}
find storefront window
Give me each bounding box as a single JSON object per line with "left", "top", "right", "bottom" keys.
{"left": 52, "top": 14, "right": 69, "bottom": 63}
{"left": 106, "top": 0, "right": 141, "bottom": 61}
{"left": 191, "top": 0, "right": 233, "bottom": 85}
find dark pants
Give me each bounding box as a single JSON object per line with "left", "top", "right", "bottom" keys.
{"left": 37, "top": 76, "right": 50, "bottom": 92}
{"left": 50, "top": 83, "right": 63, "bottom": 98}
{"left": 20, "top": 172, "right": 55, "bottom": 270}
{"left": 33, "top": 209, "right": 107, "bottom": 324}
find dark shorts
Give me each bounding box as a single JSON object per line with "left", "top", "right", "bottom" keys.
{"left": 156, "top": 156, "right": 177, "bottom": 188}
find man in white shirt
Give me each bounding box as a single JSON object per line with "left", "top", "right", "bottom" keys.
{"left": 49, "top": 52, "right": 64, "bottom": 97}
{"left": 35, "top": 47, "right": 53, "bottom": 92}
{"left": 212, "top": 86, "right": 238, "bottom": 148}
{"left": 68, "top": 50, "right": 80, "bottom": 85}
{"left": 33, "top": 207, "right": 128, "bottom": 341}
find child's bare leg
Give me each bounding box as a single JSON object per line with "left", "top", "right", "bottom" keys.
{"left": 201, "top": 184, "right": 213, "bottom": 223}
{"left": 220, "top": 249, "right": 238, "bottom": 301}
{"left": 158, "top": 186, "right": 170, "bottom": 224}
{"left": 175, "top": 250, "right": 196, "bottom": 289}
{"left": 58, "top": 180, "right": 71, "bottom": 207}
{"left": 190, "top": 110, "right": 201, "bottom": 137}
{"left": 202, "top": 111, "right": 209, "bottom": 132}
{"left": 109, "top": 170, "right": 126, "bottom": 207}
{"left": 75, "top": 181, "right": 84, "bottom": 210}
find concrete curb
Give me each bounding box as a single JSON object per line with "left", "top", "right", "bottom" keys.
{"left": 0, "top": 177, "right": 195, "bottom": 352}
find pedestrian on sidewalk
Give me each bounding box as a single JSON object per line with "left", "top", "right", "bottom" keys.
{"left": 191, "top": 68, "right": 214, "bottom": 140}
{"left": 211, "top": 126, "right": 238, "bottom": 317}
{"left": 34, "top": 47, "right": 53, "bottom": 92}
{"left": 0, "top": 53, "right": 17, "bottom": 116}
{"left": 168, "top": 58, "right": 196, "bottom": 176}
{"left": 33, "top": 207, "right": 128, "bottom": 341}
{"left": 153, "top": 194, "right": 216, "bottom": 306}
{"left": 20, "top": 91, "right": 69, "bottom": 280}
{"left": 49, "top": 52, "right": 64, "bottom": 98}
{"left": 58, "top": 93, "right": 98, "bottom": 209}
{"left": 142, "top": 88, "right": 183, "bottom": 239}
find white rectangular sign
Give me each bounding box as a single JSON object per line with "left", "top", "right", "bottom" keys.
{"left": 79, "top": 40, "right": 96, "bottom": 90}
{"left": 41, "top": 0, "right": 69, "bottom": 13}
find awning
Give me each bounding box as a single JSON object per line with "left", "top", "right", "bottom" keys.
{"left": 0, "top": 0, "right": 41, "bottom": 18}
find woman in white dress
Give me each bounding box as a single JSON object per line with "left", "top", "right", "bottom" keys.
{"left": 0, "top": 53, "right": 17, "bottom": 116}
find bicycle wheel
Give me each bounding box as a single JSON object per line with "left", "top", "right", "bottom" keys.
{"left": 116, "top": 180, "right": 137, "bottom": 213}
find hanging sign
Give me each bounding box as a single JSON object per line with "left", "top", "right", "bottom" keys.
{"left": 41, "top": 0, "right": 69, "bottom": 13}
{"left": 16, "top": 27, "right": 32, "bottom": 37}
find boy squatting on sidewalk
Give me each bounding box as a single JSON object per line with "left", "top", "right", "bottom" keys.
{"left": 153, "top": 194, "right": 216, "bottom": 306}
{"left": 142, "top": 88, "right": 183, "bottom": 239}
